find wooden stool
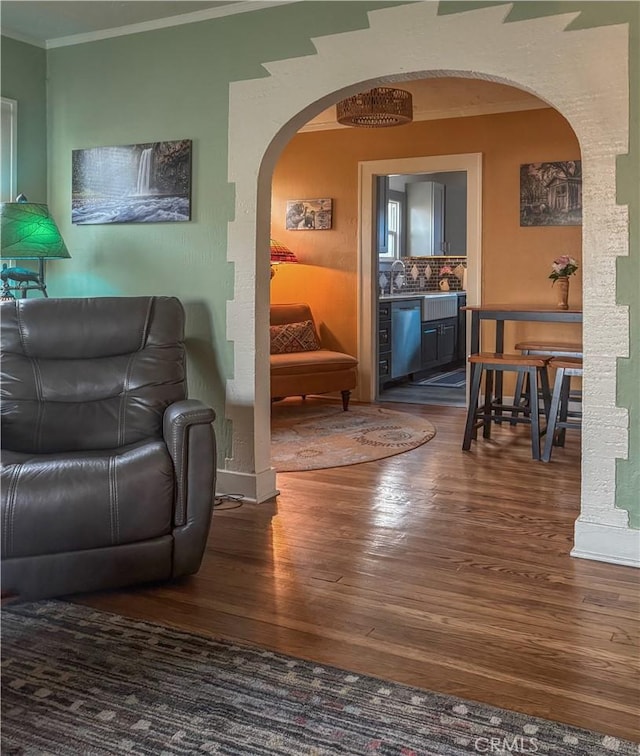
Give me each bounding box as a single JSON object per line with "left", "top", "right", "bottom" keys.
{"left": 463, "top": 353, "right": 551, "bottom": 460}
{"left": 542, "top": 356, "right": 583, "bottom": 462}
{"left": 511, "top": 340, "right": 582, "bottom": 426}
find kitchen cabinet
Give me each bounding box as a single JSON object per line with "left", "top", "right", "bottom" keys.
{"left": 406, "top": 180, "right": 445, "bottom": 256}
{"left": 421, "top": 316, "right": 457, "bottom": 370}
{"left": 379, "top": 295, "right": 465, "bottom": 387}
{"left": 377, "top": 301, "right": 392, "bottom": 387}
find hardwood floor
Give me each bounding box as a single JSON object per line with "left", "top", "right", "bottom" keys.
{"left": 77, "top": 400, "right": 640, "bottom": 742}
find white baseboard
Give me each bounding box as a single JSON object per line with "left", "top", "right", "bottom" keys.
{"left": 572, "top": 519, "right": 640, "bottom": 568}
{"left": 216, "top": 467, "right": 278, "bottom": 504}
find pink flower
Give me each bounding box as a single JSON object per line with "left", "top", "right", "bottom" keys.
{"left": 554, "top": 255, "right": 572, "bottom": 266}
{"left": 549, "top": 255, "right": 579, "bottom": 282}
{"left": 440, "top": 266, "right": 453, "bottom": 276}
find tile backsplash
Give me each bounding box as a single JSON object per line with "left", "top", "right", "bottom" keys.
{"left": 379, "top": 256, "right": 467, "bottom": 294}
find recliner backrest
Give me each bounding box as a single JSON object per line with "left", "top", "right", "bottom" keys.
{"left": 1, "top": 296, "right": 186, "bottom": 453}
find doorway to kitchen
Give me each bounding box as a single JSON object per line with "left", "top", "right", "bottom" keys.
{"left": 378, "top": 170, "right": 468, "bottom": 406}
{"left": 357, "top": 153, "right": 482, "bottom": 407}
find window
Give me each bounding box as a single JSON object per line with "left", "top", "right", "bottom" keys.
{"left": 387, "top": 199, "right": 400, "bottom": 257}
{"left": 1, "top": 98, "right": 18, "bottom": 202}
{"left": 378, "top": 187, "right": 405, "bottom": 259}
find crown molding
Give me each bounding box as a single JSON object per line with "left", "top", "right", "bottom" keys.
{"left": 7, "top": 1, "right": 297, "bottom": 50}
{"left": 1, "top": 28, "right": 46, "bottom": 49}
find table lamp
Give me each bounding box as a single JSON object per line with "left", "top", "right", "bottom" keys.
{"left": 1, "top": 195, "right": 70, "bottom": 299}
{"left": 270, "top": 238, "right": 298, "bottom": 279}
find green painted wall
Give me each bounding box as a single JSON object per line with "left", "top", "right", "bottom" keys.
{"left": 0, "top": 36, "right": 47, "bottom": 201}
{"left": 1, "top": 1, "right": 638, "bottom": 525}
{"left": 42, "top": 2, "right": 400, "bottom": 461}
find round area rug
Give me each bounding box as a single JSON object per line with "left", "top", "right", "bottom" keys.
{"left": 271, "top": 401, "right": 436, "bottom": 472}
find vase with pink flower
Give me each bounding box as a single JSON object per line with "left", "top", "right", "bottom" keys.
{"left": 439, "top": 265, "right": 453, "bottom": 291}
{"left": 549, "top": 255, "right": 579, "bottom": 309}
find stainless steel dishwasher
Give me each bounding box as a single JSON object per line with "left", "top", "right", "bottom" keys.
{"left": 391, "top": 299, "right": 422, "bottom": 379}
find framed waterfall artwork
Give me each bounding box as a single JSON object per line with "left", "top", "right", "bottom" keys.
{"left": 71, "top": 139, "right": 192, "bottom": 224}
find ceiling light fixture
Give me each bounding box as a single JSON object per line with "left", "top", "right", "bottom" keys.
{"left": 336, "top": 87, "right": 413, "bottom": 128}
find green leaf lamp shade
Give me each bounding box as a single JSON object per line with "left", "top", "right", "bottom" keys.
{"left": 1, "top": 203, "right": 70, "bottom": 260}
{"left": 0, "top": 202, "right": 70, "bottom": 299}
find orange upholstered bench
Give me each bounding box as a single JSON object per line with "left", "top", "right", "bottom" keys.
{"left": 270, "top": 303, "right": 358, "bottom": 411}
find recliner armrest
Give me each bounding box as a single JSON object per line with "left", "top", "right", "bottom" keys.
{"left": 163, "top": 399, "right": 217, "bottom": 577}
{"left": 163, "top": 400, "right": 216, "bottom": 528}
{"left": 164, "top": 400, "right": 216, "bottom": 434}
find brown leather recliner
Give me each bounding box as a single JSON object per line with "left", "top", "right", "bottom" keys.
{"left": 0, "top": 296, "right": 216, "bottom": 600}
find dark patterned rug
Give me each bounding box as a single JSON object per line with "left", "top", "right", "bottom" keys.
{"left": 1, "top": 601, "right": 636, "bottom": 755}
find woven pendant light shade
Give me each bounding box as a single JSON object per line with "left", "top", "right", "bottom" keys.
{"left": 336, "top": 87, "right": 413, "bottom": 128}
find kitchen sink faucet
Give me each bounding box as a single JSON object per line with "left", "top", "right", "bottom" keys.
{"left": 390, "top": 258, "right": 406, "bottom": 294}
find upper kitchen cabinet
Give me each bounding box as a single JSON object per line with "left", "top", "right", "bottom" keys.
{"left": 406, "top": 180, "right": 445, "bottom": 256}
{"left": 378, "top": 172, "right": 467, "bottom": 260}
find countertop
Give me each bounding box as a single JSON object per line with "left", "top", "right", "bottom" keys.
{"left": 379, "top": 291, "right": 466, "bottom": 302}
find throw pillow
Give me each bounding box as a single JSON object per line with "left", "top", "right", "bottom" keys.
{"left": 270, "top": 320, "right": 321, "bottom": 354}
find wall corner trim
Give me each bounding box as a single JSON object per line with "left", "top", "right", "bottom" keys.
{"left": 572, "top": 519, "right": 640, "bottom": 568}
{"left": 216, "top": 468, "right": 278, "bottom": 505}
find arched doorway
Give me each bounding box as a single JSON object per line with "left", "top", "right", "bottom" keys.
{"left": 222, "top": 2, "right": 631, "bottom": 563}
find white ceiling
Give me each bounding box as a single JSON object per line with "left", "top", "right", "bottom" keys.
{"left": 0, "top": 2, "right": 549, "bottom": 127}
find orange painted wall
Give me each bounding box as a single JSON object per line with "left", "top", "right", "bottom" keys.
{"left": 270, "top": 107, "right": 582, "bottom": 358}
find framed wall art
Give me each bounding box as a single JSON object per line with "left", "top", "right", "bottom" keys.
{"left": 520, "top": 161, "right": 582, "bottom": 226}
{"left": 72, "top": 139, "right": 192, "bottom": 224}
{"left": 285, "top": 198, "right": 332, "bottom": 230}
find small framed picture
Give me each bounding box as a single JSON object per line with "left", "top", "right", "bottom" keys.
{"left": 520, "top": 161, "right": 582, "bottom": 226}
{"left": 285, "top": 198, "right": 332, "bottom": 230}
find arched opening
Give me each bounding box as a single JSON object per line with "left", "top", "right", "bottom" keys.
{"left": 223, "top": 1, "right": 631, "bottom": 564}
